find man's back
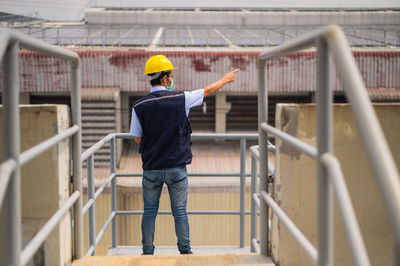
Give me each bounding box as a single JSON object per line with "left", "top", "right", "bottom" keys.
{"left": 134, "top": 90, "right": 192, "bottom": 170}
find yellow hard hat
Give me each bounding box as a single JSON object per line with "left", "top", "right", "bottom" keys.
{"left": 144, "top": 55, "right": 177, "bottom": 75}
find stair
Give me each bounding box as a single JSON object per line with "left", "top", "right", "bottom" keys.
{"left": 72, "top": 253, "right": 275, "bottom": 266}
{"left": 81, "top": 88, "right": 122, "bottom": 167}
{"left": 108, "top": 246, "right": 252, "bottom": 256}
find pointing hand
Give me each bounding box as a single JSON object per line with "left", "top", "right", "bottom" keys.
{"left": 224, "top": 69, "right": 240, "bottom": 83}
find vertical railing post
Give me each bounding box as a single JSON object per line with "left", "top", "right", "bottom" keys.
{"left": 316, "top": 37, "right": 333, "bottom": 266}
{"left": 87, "top": 155, "right": 96, "bottom": 255}
{"left": 110, "top": 136, "right": 117, "bottom": 248}
{"left": 70, "top": 59, "right": 84, "bottom": 259}
{"left": 239, "top": 138, "right": 246, "bottom": 248}
{"left": 250, "top": 155, "right": 258, "bottom": 253}
{"left": 1, "top": 39, "right": 21, "bottom": 266}
{"left": 257, "top": 59, "right": 270, "bottom": 256}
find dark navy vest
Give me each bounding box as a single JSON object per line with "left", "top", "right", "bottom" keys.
{"left": 133, "top": 90, "right": 193, "bottom": 170}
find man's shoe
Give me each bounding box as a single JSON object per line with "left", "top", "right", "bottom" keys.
{"left": 180, "top": 250, "right": 193, "bottom": 255}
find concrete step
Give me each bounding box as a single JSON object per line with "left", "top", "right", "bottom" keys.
{"left": 72, "top": 253, "right": 275, "bottom": 266}
{"left": 108, "top": 246, "right": 252, "bottom": 256}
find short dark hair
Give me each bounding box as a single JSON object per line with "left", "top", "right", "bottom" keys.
{"left": 148, "top": 71, "right": 171, "bottom": 86}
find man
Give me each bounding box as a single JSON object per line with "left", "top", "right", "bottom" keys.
{"left": 130, "top": 54, "right": 239, "bottom": 255}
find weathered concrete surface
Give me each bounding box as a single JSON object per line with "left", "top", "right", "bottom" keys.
{"left": 0, "top": 105, "right": 72, "bottom": 266}
{"left": 107, "top": 246, "right": 251, "bottom": 256}
{"left": 272, "top": 103, "right": 400, "bottom": 266}
{"left": 72, "top": 254, "right": 274, "bottom": 266}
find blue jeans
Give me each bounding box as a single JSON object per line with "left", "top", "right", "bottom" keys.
{"left": 141, "top": 166, "right": 191, "bottom": 255}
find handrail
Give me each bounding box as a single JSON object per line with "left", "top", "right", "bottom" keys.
{"left": 260, "top": 190, "right": 318, "bottom": 263}
{"left": 81, "top": 132, "right": 258, "bottom": 255}
{"left": 0, "top": 125, "right": 79, "bottom": 208}
{"left": 261, "top": 123, "right": 317, "bottom": 159}
{"left": 249, "top": 145, "right": 275, "bottom": 175}
{"left": 20, "top": 191, "right": 80, "bottom": 266}
{"left": 0, "top": 29, "right": 83, "bottom": 265}
{"left": 116, "top": 210, "right": 251, "bottom": 215}
{"left": 114, "top": 172, "right": 251, "bottom": 177}
{"left": 0, "top": 159, "right": 17, "bottom": 208}
{"left": 0, "top": 30, "right": 79, "bottom": 63}
{"left": 256, "top": 24, "right": 400, "bottom": 265}
{"left": 20, "top": 125, "right": 80, "bottom": 165}
{"left": 81, "top": 132, "right": 258, "bottom": 162}
{"left": 320, "top": 153, "right": 370, "bottom": 266}
{"left": 250, "top": 142, "right": 371, "bottom": 265}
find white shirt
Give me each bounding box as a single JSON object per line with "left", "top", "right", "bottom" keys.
{"left": 129, "top": 86, "right": 204, "bottom": 137}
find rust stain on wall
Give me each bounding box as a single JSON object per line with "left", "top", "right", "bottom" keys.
{"left": 0, "top": 49, "right": 397, "bottom": 94}
{"left": 108, "top": 53, "right": 134, "bottom": 70}
{"left": 191, "top": 58, "right": 211, "bottom": 72}
{"left": 230, "top": 57, "right": 249, "bottom": 70}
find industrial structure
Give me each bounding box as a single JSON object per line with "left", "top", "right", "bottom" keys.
{"left": 1, "top": 8, "right": 399, "bottom": 165}
{"left": 0, "top": 6, "right": 400, "bottom": 266}
{"left": 1, "top": 24, "right": 400, "bottom": 265}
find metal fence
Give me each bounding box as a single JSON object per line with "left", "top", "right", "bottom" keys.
{"left": 0, "top": 29, "right": 83, "bottom": 265}
{"left": 2, "top": 25, "right": 400, "bottom": 266}
{"left": 81, "top": 132, "right": 258, "bottom": 255}
{"left": 253, "top": 25, "right": 400, "bottom": 266}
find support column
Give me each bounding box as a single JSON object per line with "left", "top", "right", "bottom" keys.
{"left": 111, "top": 137, "right": 117, "bottom": 248}
{"left": 239, "top": 138, "right": 246, "bottom": 248}
{"left": 215, "top": 93, "right": 231, "bottom": 133}
{"left": 1, "top": 40, "right": 22, "bottom": 266}
{"left": 316, "top": 37, "right": 333, "bottom": 266}
{"left": 120, "top": 92, "right": 130, "bottom": 133}
{"left": 257, "top": 60, "right": 269, "bottom": 256}
{"left": 70, "top": 61, "right": 83, "bottom": 260}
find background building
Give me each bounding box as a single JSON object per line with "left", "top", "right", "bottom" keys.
{"left": 1, "top": 7, "right": 399, "bottom": 165}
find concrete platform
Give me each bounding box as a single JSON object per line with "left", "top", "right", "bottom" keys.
{"left": 107, "top": 246, "right": 252, "bottom": 256}
{"left": 72, "top": 253, "right": 275, "bottom": 266}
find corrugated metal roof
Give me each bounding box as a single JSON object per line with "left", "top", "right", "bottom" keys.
{"left": 367, "top": 88, "right": 400, "bottom": 101}
{"left": 0, "top": 49, "right": 399, "bottom": 94}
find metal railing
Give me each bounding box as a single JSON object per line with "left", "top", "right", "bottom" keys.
{"left": 0, "top": 29, "right": 84, "bottom": 265}
{"left": 252, "top": 25, "right": 400, "bottom": 266}
{"left": 2, "top": 25, "right": 399, "bottom": 265}
{"left": 81, "top": 132, "right": 258, "bottom": 255}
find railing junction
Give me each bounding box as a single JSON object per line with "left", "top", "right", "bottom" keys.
{"left": 0, "top": 29, "right": 83, "bottom": 265}
{"left": 252, "top": 25, "right": 400, "bottom": 266}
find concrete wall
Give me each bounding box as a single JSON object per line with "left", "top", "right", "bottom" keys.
{"left": 272, "top": 103, "right": 400, "bottom": 265}
{"left": 0, "top": 105, "right": 72, "bottom": 266}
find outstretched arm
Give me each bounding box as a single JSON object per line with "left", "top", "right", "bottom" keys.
{"left": 203, "top": 69, "right": 240, "bottom": 98}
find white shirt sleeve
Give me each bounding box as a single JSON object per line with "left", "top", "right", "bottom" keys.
{"left": 184, "top": 89, "right": 204, "bottom": 117}
{"left": 129, "top": 107, "right": 143, "bottom": 137}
